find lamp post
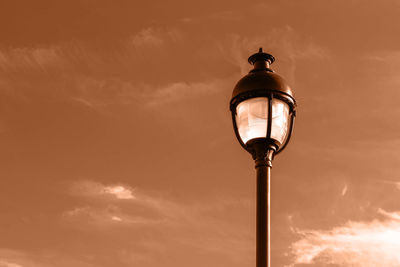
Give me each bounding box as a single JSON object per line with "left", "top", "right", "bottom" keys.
{"left": 230, "top": 48, "right": 296, "bottom": 267}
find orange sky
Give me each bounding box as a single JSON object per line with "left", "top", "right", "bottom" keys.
{"left": 1, "top": 1, "right": 400, "bottom": 266}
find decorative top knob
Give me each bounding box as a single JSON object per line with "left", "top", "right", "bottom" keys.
{"left": 248, "top": 48, "right": 275, "bottom": 70}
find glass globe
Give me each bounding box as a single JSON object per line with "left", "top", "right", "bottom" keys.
{"left": 235, "top": 97, "right": 290, "bottom": 145}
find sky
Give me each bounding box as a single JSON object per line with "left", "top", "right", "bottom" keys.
{"left": 1, "top": 0, "right": 400, "bottom": 266}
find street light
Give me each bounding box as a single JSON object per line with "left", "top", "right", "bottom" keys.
{"left": 230, "top": 48, "right": 296, "bottom": 267}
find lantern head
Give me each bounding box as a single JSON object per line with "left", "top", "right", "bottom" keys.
{"left": 230, "top": 48, "right": 296, "bottom": 158}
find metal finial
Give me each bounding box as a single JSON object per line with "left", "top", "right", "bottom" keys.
{"left": 248, "top": 49, "right": 275, "bottom": 66}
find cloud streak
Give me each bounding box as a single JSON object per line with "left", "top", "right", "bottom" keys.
{"left": 70, "top": 180, "right": 136, "bottom": 200}
{"left": 290, "top": 209, "right": 400, "bottom": 267}
{"left": 63, "top": 180, "right": 254, "bottom": 265}
{"left": 218, "top": 26, "right": 330, "bottom": 81}
{"left": 129, "top": 27, "right": 183, "bottom": 47}
{"left": 0, "top": 259, "right": 22, "bottom": 267}
{"left": 0, "top": 248, "right": 97, "bottom": 267}
{"left": 0, "top": 38, "right": 229, "bottom": 110}
{"left": 104, "top": 185, "right": 135, "bottom": 199}
{"left": 341, "top": 184, "right": 348, "bottom": 196}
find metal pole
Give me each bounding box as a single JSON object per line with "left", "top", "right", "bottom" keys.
{"left": 254, "top": 148, "right": 273, "bottom": 267}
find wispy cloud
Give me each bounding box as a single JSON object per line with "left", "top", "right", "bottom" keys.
{"left": 111, "top": 216, "right": 122, "bottom": 221}
{"left": 0, "top": 248, "right": 97, "bottom": 267}
{"left": 129, "top": 27, "right": 183, "bottom": 47}
{"left": 0, "top": 46, "right": 65, "bottom": 73}
{"left": 0, "top": 259, "right": 22, "bottom": 267}
{"left": 289, "top": 209, "right": 400, "bottom": 266}
{"left": 0, "top": 250, "right": 33, "bottom": 267}
{"left": 62, "top": 205, "right": 160, "bottom": 227}
{"left": 67, "top": 76, "right": 231, "bottom": 108}
{"left": 0, "top": 27, "right": 183, "bottom": 75}
{"left": 70, "top": 180, "right": 135, "bottom": 200}
{"left": 341, "top": 184, "right": 348, "bottom": 196}
{"left": 218, "top": 26, "right": 330, "bottom": 82}
{"left": 104, "top": 185, "right": 135, "bottom": 199}
{"left": 382, "top": 179, "right": 400, "bottom": 190}
{"left": 0, "top": 37, "right": 228, "bottom": 109}
{"left": 143, "top": 78, "right": 229, "bottom": 106}
{"left": 64, "top": 180, "right": 254, "bottom": 264}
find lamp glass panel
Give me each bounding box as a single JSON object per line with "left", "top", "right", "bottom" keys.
{"left": 271, "top": 98, "right": 290, "bottom": 144}
{"left": 235, "top": 97, "right": 268, "bottom": 144}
